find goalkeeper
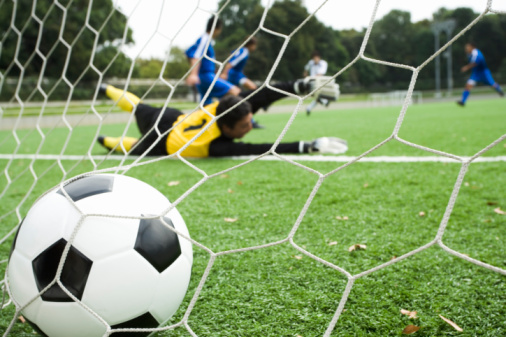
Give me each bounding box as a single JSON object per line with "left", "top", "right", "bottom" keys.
{"left": 97, "top": 81, "right": 347, "bottom": 158}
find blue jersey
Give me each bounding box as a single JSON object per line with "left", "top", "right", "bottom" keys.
{"left": 229, "top": 47, "right": 250, "bottom": 73}
{"left": 185, "top": 33, "right": 216, "bottom": 76}
{"left": 467, "top": 48, "right": 496, "bottom": 86}
{"left": 468, "top": 48, "right": 488, "bottom": 72}
{"left": 227, "top": 47, "right": 250, "bottom": 86}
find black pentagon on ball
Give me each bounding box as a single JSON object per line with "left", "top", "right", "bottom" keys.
{"left": 32, "top": 238, "right": 93, "bottom": 302}
{"left": 57, "top": 174, "right": 114, "bottom": 202}
{"left": 134, "top": 216, "right": 181, "bottom": 273}
{"left": 111, "top": 312, "right": 159, "bottom": 336}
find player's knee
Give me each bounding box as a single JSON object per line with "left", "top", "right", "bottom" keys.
{"left": 228, "top": 86, "right": 241, "bottom": 96}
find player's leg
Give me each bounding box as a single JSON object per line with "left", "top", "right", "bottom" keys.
{"left": 232, "top": 74, "right": 263, "bottom": 127}
{"left": 97, "top": 87, "right": 182, "bottom": 155}
{"left": 97, "top": 136, "right": 138, "bottom": 153}
{"left": 483, "top": 69, "right": 504, "bottom": 97}
{"left": 241, "top": 78, "right": 257, "bottom": 90}
{"left": 241, "top": 80, "right": 310, "bottom": 113}
{"left": 198, "top": 75, "right": 239, "bottom": 105}
{"left": 306, "top": 99, "right": 317, "bottom": 115}
{"left": 97, "top": 103, "right": 160, "bottom": 154}
{"left": 99, "top": 84, "right": 140, "bottom": 112}
{"left": 457, "top": 78, "right": 475, "bottom": 106}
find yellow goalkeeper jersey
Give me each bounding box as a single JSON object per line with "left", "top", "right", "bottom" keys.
{"left": 167, "top": 102, "right": 221, "bottom": 157}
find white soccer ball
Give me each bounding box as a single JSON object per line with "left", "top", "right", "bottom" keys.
{"left": 6, "top": 174, "right": 193, "bottom": 337}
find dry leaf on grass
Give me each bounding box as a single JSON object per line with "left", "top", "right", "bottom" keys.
{"left": 293, "top": 255, "right": 303, "bottom": 260}
{"left": 167, "top": 181, "right": 180, "bottom": 186}
{"left": 363, "top": 183, "right": 369, "bottom": 188}
{"left": 336, "top": 216, "right": 349, "bottom": 220}
{"left": 419, "top": 211, "right": 425, "bottom": 217}
{"left": 224, "top": 217, "right": 238, "bottom": 223}
{"left": 220, "top": 174, "right": 229, "bottom": 178}
{"left": 439, "top": 315, "right": 463, "bottom": 332}
{"left": 328, "top": 241, "right": 338, "bottom": 246}
{"left": 18, "top": 316, "right": 26, "bottom": 323}
{"left": 348, "top": 244, "right": 366, "bottom": 252}
{"left": 494, "top": 207, "right": 506, "bottom": 215}
{"left": 227, "top": 188, "right": 234, "bottom": 193}
{"left": 402, "top": 325, "right": 420, "bottom": 334}
{"left": 400, "top": 309, "right": 418, "bottom": 319}
{"left": 237, "top": 181, "right": 243, "bottom": 185}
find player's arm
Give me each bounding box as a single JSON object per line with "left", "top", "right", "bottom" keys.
{"left": 461, "top": 62, "right": 476, "bottom": 73}
{"left": 187, "top": 58, "right": 201, "bottom": 85}
{"left": 303, "top": 62, "right": 310, "bottom": 77}
{"left": 220, "top": 62, "right": 233, "bottom": 80}
{"left": 208, "top": 137, "right": 347, "bottom": 157}
{"left": 461, "top": 50, "right": 478, "bottom": 72}
{"left": 209, "top": 140, "right": 302, "bottom": 156}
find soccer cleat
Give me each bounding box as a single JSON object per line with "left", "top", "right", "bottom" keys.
{"left": 251, "top": 119, "right": 265, "bottom": 129}
{"left": 98, "top": 83, "right": 108, "bottom": 95}
{"left": 97, "top": 135, "right": 108, "bottom": 148}
{"left": 456, "top": 100, "right": 465, "bottom": 107}
{"left": 499, "top": 90, "right": 504, "bottom": 97}
{"left": 317, "top": 96, "right": 330, "bottom": 107}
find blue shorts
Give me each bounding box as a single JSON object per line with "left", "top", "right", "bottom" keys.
{"left": 228, "top": 70, "right": 246, "bottom": 86}
{"left": 468, "top": 69, "right": 496, "bottom": 86}
{"left": 197, "top": 73, "right": 234, "bottom": 105}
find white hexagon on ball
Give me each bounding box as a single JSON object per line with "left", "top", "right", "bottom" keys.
{"left": 6, "top": 174, "right": 193, "bottom": 337}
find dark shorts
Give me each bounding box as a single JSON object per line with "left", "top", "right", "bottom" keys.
{"left": 132, "top": 104, "right": 182, "bottom": 156}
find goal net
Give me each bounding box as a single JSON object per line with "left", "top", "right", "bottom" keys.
{"left": 1, "top": 0, "right": 505, "bottom": 336}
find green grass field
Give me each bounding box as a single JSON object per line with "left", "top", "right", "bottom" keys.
{"left": 0, "top": 97, "right": 505, "bottom": 336}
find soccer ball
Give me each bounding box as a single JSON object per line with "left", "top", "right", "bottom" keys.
{"left": 6, "top": 174, "right": 193, "bottom": 337}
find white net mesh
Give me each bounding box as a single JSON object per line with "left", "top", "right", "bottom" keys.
{"left": 1, "top": 0, "right": 505, "bottom": 336}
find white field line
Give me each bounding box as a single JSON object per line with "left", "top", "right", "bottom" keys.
{"left": 1, "top": 154, "right": 505, "bottom": 163}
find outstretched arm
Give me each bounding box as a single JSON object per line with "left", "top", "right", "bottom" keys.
{"left": 208, "top": 137, "right": 347, "bottom": 157}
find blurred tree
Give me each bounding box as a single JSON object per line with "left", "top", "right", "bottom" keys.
{"left": 216, "top": 0, "right": 349, "bottom": 82}
{"left": 135, "top": 47, "right": 188, "bottom": 79}
{"left": 368, "top": 10, "right": 415, "bottom": 86}
{"left": 0, "top": 0, "right": 134, "bottom": 81}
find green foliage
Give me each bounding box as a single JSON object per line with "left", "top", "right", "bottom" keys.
{"left": 0, "top": 0, "right": 133, "bottom": 81}
{"left": 135, "top": 47, "right": 192, "bottom": 79}
{"left": 212, "top": 2, "right": 506, "bottom": 91}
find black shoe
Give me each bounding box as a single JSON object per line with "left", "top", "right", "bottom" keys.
{"left": 456, "top": 100, "right": 465, "bottom": 107}
{"left": 499, "top": 90, "right": 504, "bottom": 97}
{"left": 99, "top": 83, "right": 108, "bottom": 95}
{"left": 317, "top": 97, "right": 330, "bottom": 107}
{"left": 252, "top": 120, "right": 265, "bottom": 129}
{"left": 306, "top": 107, "right": 311, "bottom": 116}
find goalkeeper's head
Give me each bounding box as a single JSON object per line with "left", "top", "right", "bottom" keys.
{"left": 216, "top": 96, "right": 253, "bottom": 139}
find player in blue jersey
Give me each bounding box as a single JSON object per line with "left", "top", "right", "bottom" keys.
{"left": 185, "top": 17, "right": 241, "bottom": 106}
{"left": 220, "top": 36, "right": 264, "bottom": 128}
{"left": 220, "top": 37, "right": 258, "bottom": 90}
{"left": 457, "top": 42, "right": 504, "bottom": 106}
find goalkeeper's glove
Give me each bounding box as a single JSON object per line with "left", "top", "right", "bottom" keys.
{"left": 299, "top": 137, "right": 348, "bottom": 154}
{"left": 294, "top": 76, "right": 340, "bottom": 102}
